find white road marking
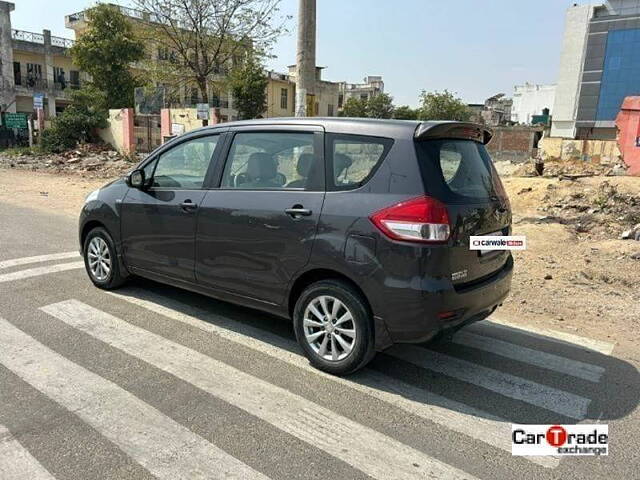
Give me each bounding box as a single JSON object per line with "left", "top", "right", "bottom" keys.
{"left": 43, "top": 299, "right": 481, "bottom": 480}
{"left": 108, "top": 289, "right": 558, "bottom": 468}
{"left": 0, "top": 425, "right": 55, "bottom": 480}
{"left": 387, "top": 345, "right": 590, "bottom": 420}
{"left": 0, "top": 252, "right": 79, "bottom": 270}
{"left": 453, "top": 330, "right": 605, "bottom": 383}
{"left": 0, "top": 262, "right": 84, "bottom": 284}
{"left": 0, "top": 317, "right": 270, "bottom": 480}
{"left": 473, "top": 317, "right": 616, "bottom": 355}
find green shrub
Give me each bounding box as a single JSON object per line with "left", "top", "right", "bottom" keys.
{"left": 40, "top": 87, "right": 108, "bottom": 153}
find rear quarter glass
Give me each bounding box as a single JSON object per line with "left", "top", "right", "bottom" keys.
{"left": 414, "top": 139, "right": 507, "bottom": 205}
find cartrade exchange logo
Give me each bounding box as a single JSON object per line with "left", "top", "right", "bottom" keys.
{"left": 512, "top": 424, "right": 608, "bottom": 456}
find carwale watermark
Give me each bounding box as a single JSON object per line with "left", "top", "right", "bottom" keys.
{"left": 470, "top": 235, "right": 527, "bottom": 251}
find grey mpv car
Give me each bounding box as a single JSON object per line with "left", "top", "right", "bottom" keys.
{"left": 79, "top": 118, "right": 513, "bottom": 375}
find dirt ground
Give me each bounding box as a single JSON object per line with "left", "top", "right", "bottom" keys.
{"left": 1, "top": 165, "right": 639, "bottom": 351}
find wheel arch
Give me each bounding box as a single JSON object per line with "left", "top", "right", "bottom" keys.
{"left": 287, "top": 268, "right": 373, "bottom": 319}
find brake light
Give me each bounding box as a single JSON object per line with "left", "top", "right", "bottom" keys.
{"left": 369, "top": 195, "right": 451, "bottom": 243}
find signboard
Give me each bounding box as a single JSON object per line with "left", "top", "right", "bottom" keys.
{"left": 196, "top": 103, "right": 210, "bottom": 120}
{"left": 3, "top": 113, "right": 28, "bottom": 129}
{"left": 171, "top": 123, "right": 185, "bottom": 136}
{"left": 33, "top": 93, "right": 44, "bottom": 110}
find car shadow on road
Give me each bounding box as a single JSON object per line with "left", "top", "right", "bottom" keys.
{"left": 118, "top": 277, "right": 640, "bottom": 427}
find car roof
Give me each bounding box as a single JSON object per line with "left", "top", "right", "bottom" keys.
{"left": 186, "top": 117, "right": 481, "bottom": 140}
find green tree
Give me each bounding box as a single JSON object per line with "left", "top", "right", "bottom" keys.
{"left": 393, "top": 105, "right": 419, "bottom": 120}
{"left": 340, "top": 97, "right": 368, "bottom": 118}
{"left": 40, "top": 87, "right": 109, "bottom": 152}
{"left": 133, "top": 0, "right": 287, "bottom": 106}
{"left": 229, "top": 56, "right": 268, "bottom": 119}
{"left": 70, "top": 4, "right": 145, "bottom": 108}
{"left": 366, "top": 93, "right": 395, "bottom": 119}
{"left": 418, "top": 90, "right": 471, "bottom": 121}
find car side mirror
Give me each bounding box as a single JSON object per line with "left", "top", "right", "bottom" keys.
{"left": 128, "top": 169, "right": 146, "bottom": 189}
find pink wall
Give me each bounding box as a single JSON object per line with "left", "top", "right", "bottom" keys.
{"left": 615, "top": 96, "right": 640, "bottom": 175}
{"left": 121, "top": 108, "right": 135, "bottom": 155}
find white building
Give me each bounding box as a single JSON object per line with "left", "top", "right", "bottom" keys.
{"left": 511, "top": 83, "right": 556, "bottom": 124}
{"left": 550, "top": 4, "right": 594, "bottom": 138}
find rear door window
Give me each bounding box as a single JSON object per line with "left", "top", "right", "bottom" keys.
{"left": 416, "top": 139, "right": 506, "bottom": 202}
{"left": 327, "top": 134, "right": 393, "bottom": 190}
{"left": 220, "top": 132, "right": 320, "bottom": 190}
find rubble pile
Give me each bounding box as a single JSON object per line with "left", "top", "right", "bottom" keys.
{"left": 0, "top": 143, "right": 138, "bottom": 179}
{"left": 512, "top": 157, "right": 628, "bottom": 178}
{"left": 520, "top": 180, "right": 640, "bottom": 239}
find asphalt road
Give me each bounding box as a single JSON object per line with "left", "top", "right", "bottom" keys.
{"left": 0, "top": 200, "right": 638, "bottom": 480}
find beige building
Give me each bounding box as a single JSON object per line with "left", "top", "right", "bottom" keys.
{"left": 65, "top": 4, "right": 239, "bottom": 121}
{"left": 337, "top": 76, "right": 384, "bottom": 111}
{"left": 0, "top": 1, "right": 83, "bottom": 118}
{"left": 286, "top": 65, "right": 340, "bottom": 117}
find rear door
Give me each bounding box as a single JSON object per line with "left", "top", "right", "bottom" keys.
{"left": 415, "top": 138, "right": 511, "bottom": 286}
{"left": 195, "top": 126, "right": 325, "bottom": 305}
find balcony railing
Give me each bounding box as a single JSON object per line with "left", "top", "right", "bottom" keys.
{"left": 16, "top": 78, "right": 48, "bottom": 90}
{"left": 12, "top": 29, "right": 44, "bottom": 44}
{"left": 12, "top": 29, "right": 75, "bottom": 48}
{"left": 51, "top": 36, "right": 75, "bottom": 48}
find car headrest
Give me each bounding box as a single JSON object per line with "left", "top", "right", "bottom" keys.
{"left": 247, "top": 152, "right": 277, "bottom": 180}
{"left": 334, "top": 153, "right": 353, "bottom": 176}
{"left": 297, "top": 153, "right": 315, "bottom": 177}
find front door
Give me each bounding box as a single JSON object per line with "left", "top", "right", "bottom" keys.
{"left": 196, "top": 128, "right": 325, "bottom": 305}
{"left": 121, "top": 133, "right": 221, "bottom": 282}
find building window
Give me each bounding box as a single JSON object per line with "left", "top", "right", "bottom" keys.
{"left": 328, "top": 104, "right": 334, "bottom": 116}
{"left": 158, "top": 46, "right": 169, "bottom": 61}
{"left": 596, "top": 28, "right": 640, "bottom": 121}
{"left": 54, "top": 67, "right": 66, "bottom": 89}
{"left": 13, "top": 62, "right": 21, "bottom": 86}
{"left": 26, "top": 63, "right": 43, "bottom": 87}
{"left": 360, "top": 94, "right": 368, "bottom": 101}
{"left": 280, "top": 88, "right": 288, "bottom": 110}
{"left": 315, "top": 102, "right": 320, "bottom": 116}
{"left": 338, "top": 94, "right": 344, "bottom": 108}
{"left": 70, "top": 70, "right": 80, "bottom": 89}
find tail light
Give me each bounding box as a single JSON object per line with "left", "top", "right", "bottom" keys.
{"left": 369, "top": 195, "right": 451, "bottom": 243}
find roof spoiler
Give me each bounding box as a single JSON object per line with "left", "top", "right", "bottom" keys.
{"left": 414, "top": 122, "right": 493, "bottom": 145}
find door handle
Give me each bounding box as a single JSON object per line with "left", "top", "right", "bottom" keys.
{"left": 180, "top": 200, "right": 198, "bottom": 211}
{"left": 285, "top": 207, "right": 312, "bottom": 218}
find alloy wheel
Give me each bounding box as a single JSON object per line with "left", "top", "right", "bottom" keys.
{"left": 303, "top": 295, "right": 356, "bottom": 361}
{"left": 87, "top": 236, "right": 111, "bottom": 282}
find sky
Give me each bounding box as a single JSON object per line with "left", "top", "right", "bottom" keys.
{"left": 10, "top": 0, "right": 595, "bottom": 107}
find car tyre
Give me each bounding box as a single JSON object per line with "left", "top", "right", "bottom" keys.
{"left": 83, "top": 227, "right": 127, "bottom": 290}
{"left": 293, "top": 280, "right": 375, "bottom": 376}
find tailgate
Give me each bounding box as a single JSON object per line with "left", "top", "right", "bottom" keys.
{"left": 414, "top": 129, "right": 512, "bottom": 285}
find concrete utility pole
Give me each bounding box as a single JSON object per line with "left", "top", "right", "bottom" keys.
{"left": 295, "top": 0, "right": 316, "bottom": 117}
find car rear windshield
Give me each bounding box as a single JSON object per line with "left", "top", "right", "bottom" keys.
{"left": 415, "top": 139, "right": 506, "bottom": 203}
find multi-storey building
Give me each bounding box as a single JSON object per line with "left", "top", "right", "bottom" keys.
{"left": 337, "top": 76, "right": 384, "bottom": 111}
{"left": 552, "top": 0, "right": 640, "bottom": 139}
{"left": 0, "top": 1, "right": 83, "bottom": 118}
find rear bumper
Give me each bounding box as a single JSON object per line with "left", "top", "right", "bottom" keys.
{"left": 382, "top": 254, "right": 513, "bottom": 345}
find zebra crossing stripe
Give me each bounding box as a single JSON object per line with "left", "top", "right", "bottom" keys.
{"left": 0, "top": 316, "right": 271, "bottom": 480}
{"left": 386, "top": 345, "right": 591, "bottom": 420}
{"left": 0, "top": 252, "right": 79, "bottom": 270}
{"left": 0, "top": 425, "right": 55, "bottom": 480}
{"left": 42, "top": 299, "right": 480, "bottom": 480}
{"left": 0, "top": 262, "right": 84, "bottom": 284}
{"left": 474, "top": 318, "right": 615, "bottom": 355}
{"left": 452, "top": 330, "right": 605, "bottom": 382}
{"left": 108, "top": 289, "right": 559, "bottom": 468}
